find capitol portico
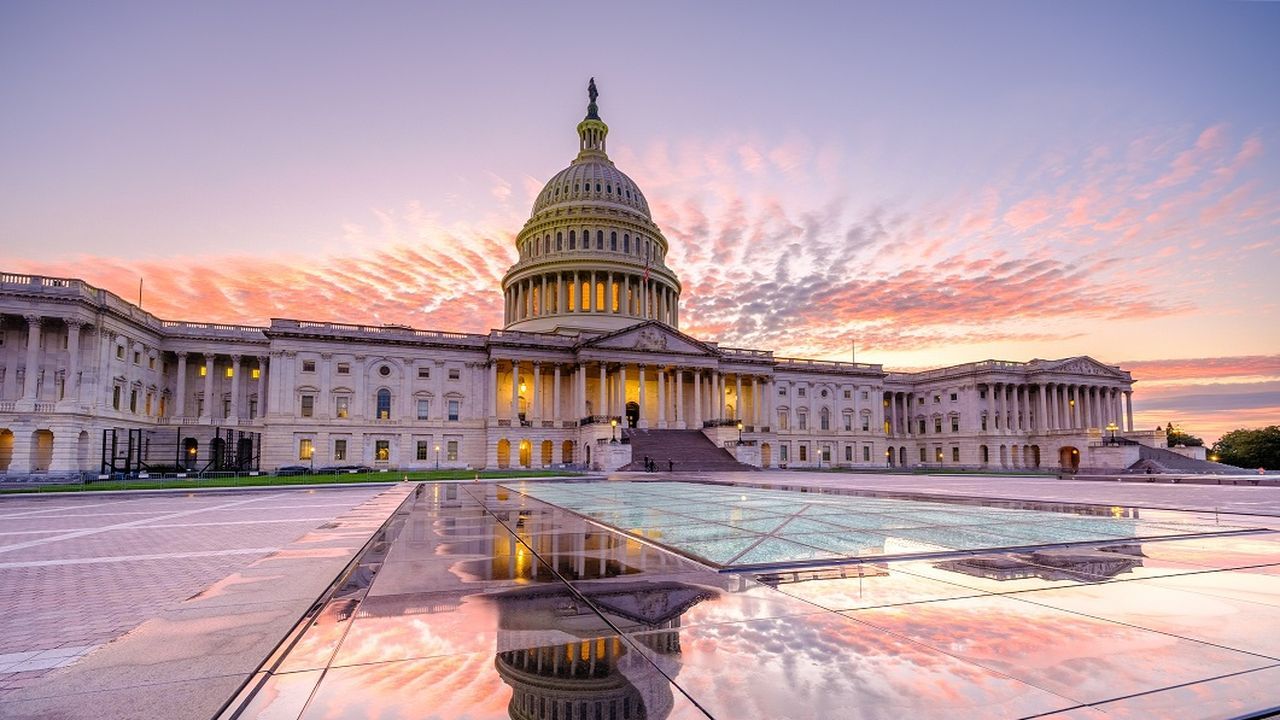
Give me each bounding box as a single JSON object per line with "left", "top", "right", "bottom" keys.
{"left": 0, "top": 81, "right": 1155, "bottom": 478}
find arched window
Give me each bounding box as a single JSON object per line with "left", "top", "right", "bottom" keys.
{"left": 595, "top": 183, "right": 601, "bottom": 192}
{"left": 556, "top": 232, "right": 562, "bottom": 251}
{"left": 610, "top": 232, "right": 617, "bottom": 251}
{"left": 376, "top": 389, "right": 391, "bottom": 419}
{"left": 820, "top": 408, "right": 831, "bottom": 431}
{"left": 544, "top": 236, "right": 550, "bottom": 254}
{"left": 569, "top": 230, "right": 576, "bottom": 250}
{"left": 596, "top": 230, "right": 604, "bottom": 249}
{"left": 623, "top": 234, "right": 630, "bottom": 253}
{"left": 606, "top": 184, "right": 612, "bottom": 193}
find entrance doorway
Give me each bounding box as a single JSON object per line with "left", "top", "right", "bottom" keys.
{"left": 625, "top": 401, "right": 639, "bottom": 428}
{"left": 1059, "top": 446, "right": 1080, "bottom": 471}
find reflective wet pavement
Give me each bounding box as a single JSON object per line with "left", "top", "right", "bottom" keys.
{"left": 223, "top": 480, "right": 1280, "bottom": 719}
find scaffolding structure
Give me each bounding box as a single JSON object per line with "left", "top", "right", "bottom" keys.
{"left": 99, "top": 426, "right": 261, "bottom": 476}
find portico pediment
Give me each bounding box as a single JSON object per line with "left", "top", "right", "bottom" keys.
{"left": 577, "top": 320, "right": 719, "bottom": 357}
{"left": 1034, "top": 356, "right": 1129, "bottom": 379}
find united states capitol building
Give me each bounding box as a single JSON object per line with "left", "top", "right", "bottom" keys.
{"left": 0, "top": 82, "right": 1160, "bottom": 477}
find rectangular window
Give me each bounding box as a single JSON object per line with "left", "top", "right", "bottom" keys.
{"left": 148, "top": 356, "right": 156, "bottom": 370}
{"left": 375, "top": 440, "right": 390, "bottom": 462}
{"left": 920, "top": 447, "right": 927, "bottom": 462}
{"left": 133, "top": 351, "right": 141, "bottom": 365}
{"left": 981, "top": 416, "right": 988, "bottom": 431}
{"left": 844, "top": 415, "right": 852, "bottom": 431}
{"left": 952, "top": 447, "right": 960, "bottom": 462}
{"left": 446, "top": 440, "right": 458, "bottom": 461}
{"left": 197, "top": 398, "right": 204, "bottom": 416}
{"left": 780, "top": 444, "right": 789, "bottom": 462}
{"left": 225, "top": 366, "right": 234, "bottom": 378}
{"left": 337, "top": 363, "right": 350, "bottom": 375}
{"left": 919, "top": 419, "right": 926, "bottom": 434}
{"left": 448, "top": 400, "right": 460, "bottom": 421}
{"left": 861, "top": 391, "right": 869, "bottom": 400}
{"left": 302, "top": 360, "right": 316, "bottom": 372}
{"left": 798, "top": 415, "right": 807, "bottom": 431}
{"left": 335, "top": 396, "right": 349, "bottom": 418}
{"left": 822, "top": 445, "right": 831, "bottom": 462}
{"left": 862, "top": 417, "right": 870, "bottom": 432}
{"left": 333, "top": 439, "right": 347, "bottom": 461}
{"left": 917, "top": 397, "right": 924, "bottom": 405}
{"left": 845, "top": 445, "right": 852, "bottom": 461}
{"left": 863, "top": 445, "right": 871, "bottom": 461}
{"left": 248, "top": 398, "right": 257, "bottom": 419}
{"left": 223, "top": 398, "right": 231, "bottom": 418}
{"left": 145, "top": 393, "right": 153, "bottom": 415}
{"left": 934, "top": 394, "right": 941, "bottom": 403}
{"left": 778, "top": 387, "right": 786, "bottom": 396}
{"left": 417, "top": 367, "right": 429, "bottom": 379}
{"left": 798, "top": 388, "right": 806, "bottom": 397}
{"left": 198, "top": 364, "right": 207, "bottom": 376}
{"left": 112, "top": 386, "right": 121, "bottom": 410}
{"left": 251, "top": 367, "right": 260, "bottom": 379}
{"left": 951, "top": 418, "right": 959, "bottom": 433}
{"left": 950, "top": 393, "right": 958, "bottom": 402}
{"left": 934, "top": 418, "right": 943, "bottom": 433}
{"left": 843, "top": 390, "right": 852, "bottom": 399}
{"left": 979, "top": 390, "right": 987, "bottom": 399}
{"left": 799, "top": 444, "right": 808, "bottom": 462}
{"left": 299, "top": 439, "right": 313, "bottom": 460}
{"left": 129, "top": 389, "right": 137, "bottom": 412}
{"left": 416, "top": 441, "right": 430, "bottom": 461}
{"left": 301, "top": 395, "right": 315, "bottom": 417}
{"left": 448, "top": 368, "right": 460, "bottom": 380}
{"left": 417, "top": 399, "right": 430, "bottom": 420}
{"left": 936, "top": 447, "right": 944, "bottom": 462}
{"left": 116, "top": 345, "right": 125, "bottom": 360}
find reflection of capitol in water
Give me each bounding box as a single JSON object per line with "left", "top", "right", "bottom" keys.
{"left": 493, "top": 580, "right": 714, "bottom": 720}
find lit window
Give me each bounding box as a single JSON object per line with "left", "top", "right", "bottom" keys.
{"left": 199, "top": 364, "right": 207, "bottom": 377}
{"left": 335, "top": 396, "right": 349, "bottom": 418}
{"left": 448, "top": 400, "right": 460, "bottom": 421}
{"left": 301, "top": 395, "right": 314, "bottom": 417}
{"left": 225, "top": 367, "right": 234, "bottom": 378}
{"left": 446, "top": 440, "right": 458, "bottom": 461}
{"left": 375, "top": 440, "right": 390, "bottom": 461}
{"left": 376, "top": 389, "right": 392, "bottom": 419}
{"left": 299, "top": 439, "right": 314, "bottom": 460}
{"left": 252, "top": 367, "right": 261, "bottom": 379}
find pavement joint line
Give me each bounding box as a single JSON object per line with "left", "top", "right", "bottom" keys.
{"left": 0, "top": 548, "right": 282, "bottom": 570}
{"left": 0, "top": 499, "right": 143, "bottom": 519}
{"left": 0, "top": 495, "right": 285, "bottom": 555}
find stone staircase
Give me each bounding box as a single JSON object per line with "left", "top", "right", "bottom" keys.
{"left": 1131, "top": 445, "right": 1250, "bottom": 474}
{"left": 619, "top": 429, "right": 757, "bottom": 472}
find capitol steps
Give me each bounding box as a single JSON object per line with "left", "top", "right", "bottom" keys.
{"left": 619, "top": 429, "right": 758, "bottom": 472}
{"left": 1131, "top": 445, "right": 1250, "bottom": 474}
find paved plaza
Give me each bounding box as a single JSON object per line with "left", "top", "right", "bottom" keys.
{"left": 0, "top": 485, "right": 388, "bottom": 699}
{"left": 2, "top": 472, "right": 1279, "bottom": 719}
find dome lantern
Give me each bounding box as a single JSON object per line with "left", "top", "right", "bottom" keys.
{"left": 577, "top": 77, "right": 609, "bottom": 158}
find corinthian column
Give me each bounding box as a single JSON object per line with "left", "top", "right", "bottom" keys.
{"left": 19, "top": 315, "right": 42, "bottom": 407}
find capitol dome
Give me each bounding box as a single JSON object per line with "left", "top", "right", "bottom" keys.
{"left": 501, "top": 79, "right": 681, "bottom": 334}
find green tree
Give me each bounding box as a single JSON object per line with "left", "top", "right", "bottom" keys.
{"left": 1211, "top": 426, "right": 1280, "bottom": 470}
{"left": 1165, "top": 422, "right": 1203, "bottom": 447}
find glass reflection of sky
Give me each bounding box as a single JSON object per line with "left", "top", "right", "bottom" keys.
{"left": 511, "top": 481, "right": 1258, "bottom": 568}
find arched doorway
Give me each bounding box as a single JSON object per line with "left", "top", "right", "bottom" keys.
{"left": 182, "top": 437, "right": 199, "bottom": 470}
{"left": 30, "top": 430, "right": 53, "bottom": 473}
{"left": 979, "top": 445, "right": 989, "bottom": 466}
{"left": 886, "top": 447, "right": 895, "bottom": 467}
{"left": 625, "top": 401, "right": 639, "bottom": 428}
{"left": 898, "top": 446, "right": 906, "bottom": 466}
{"left": 209, "top": 437, "right": 225, "bottom": 470}
{"left": 1030, "top": 445, "right": 1041, "bottom": 468}
{"left": 561, "top": 440, "right": 575, "bottom": 465}
{"left": 518, "top": 440, "right": 532, "bottom": 468}
{"left": 1059, "top": 446, "right": 1080, "bottom": 471}
{"left": 0, "top": 429, "right": 14, "bottom": 472}
{"left": 496, "top": 439, "right": 511, "bottom": 469}
{"left": 77, "top": 431, "right": 90, "bottom": 472}
{"left": 540, "top": 440, "right": 553, "bottom": 467}
{"left": 999, "top": 444, "right": 1008, "bottom": 468}
{"left": 761, "top": 442, "right": 772, "bottom": 467}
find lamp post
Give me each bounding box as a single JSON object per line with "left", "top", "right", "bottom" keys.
{"left": 434, "top": 444, "right": 441, "bottom": 470}
{"left": 1106, "top": 422, "right": 1118, "bottom": 444}
{"left": 610, "top": 418, "right": 618, "bottom": 443}
{"left": 736, "top": 421, "right": 744, "bottom": 445}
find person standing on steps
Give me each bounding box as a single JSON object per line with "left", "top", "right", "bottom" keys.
{"left": 667, "top": 458, "right": 674, "bottom": 472}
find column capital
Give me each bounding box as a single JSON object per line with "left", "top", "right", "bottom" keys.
{"left": 176, "top": 350, "right": 189, "bottom": 359}
{"left": 65, "top": 317, "right": 87, "bottom": 329}
{"left": 230, "top": 353, "right": 243, "bottom": 363}
{"left": 23, "top": 314, "right": 43, "bottom": 327}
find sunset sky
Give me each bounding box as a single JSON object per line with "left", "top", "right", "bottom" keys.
{"left": 2, "top": 2, "right": 1277, "bottom": 441}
